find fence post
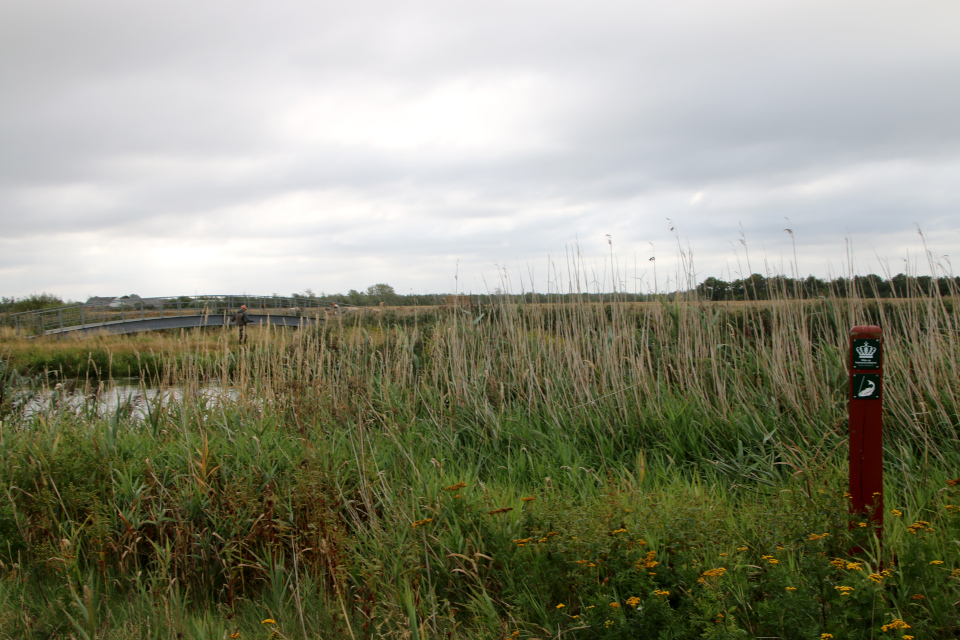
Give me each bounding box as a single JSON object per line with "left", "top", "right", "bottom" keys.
{"left": 80, "top": 304, "right": 85, "bottom": 327}
{"left": 849, "top": 325, "right": 884, "bottom": 539}
{"left": 140, "top": 300, "right": 145, "bottom": 320}
{"left": 15, "top": 314, "right": 20, "bottom": 336}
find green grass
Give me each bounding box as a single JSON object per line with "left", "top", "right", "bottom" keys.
{"left": 0, "top": 290, "right": 957, "bottom": 638}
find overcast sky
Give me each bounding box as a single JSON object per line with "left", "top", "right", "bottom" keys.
{"left": 2, "top": 0, "right": 959, "bottom": 300}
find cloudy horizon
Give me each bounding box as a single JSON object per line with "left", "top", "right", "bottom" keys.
{"left": 2, "top": 0, "right": 959, "bottom": 301}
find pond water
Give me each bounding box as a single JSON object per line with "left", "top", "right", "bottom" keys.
{"left": 20, "top": 378, "right": 236, "bottom": 420}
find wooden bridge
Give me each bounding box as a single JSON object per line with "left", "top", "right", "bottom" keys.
{"left": 10, "top": 295, "right": 344, "bottom": 337}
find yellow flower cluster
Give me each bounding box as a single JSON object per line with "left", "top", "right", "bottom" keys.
{"left": 911, "top": 594, "right": 926, "bottom": 600}
{"left": 698, "top": 567, "right": 726, "bottom": 584}
{"left": 808, "top": 533, "right": 829, "bottom": 541}
{"left": 637, "top": 538, "right": 648, "bottom": 546}
{"left": 929, "top": 560, "right": 944, "bottom": 565}
{"left": 829, "top": 558, "right": 847, "bottom": 569}
{"left": 625, "top": 596, "right": 641, "bottom": 607}
{"left": 636, "top": 550, "right": 658, "bottom": 571}
{"left": 612, "top": 528, "right": 627, "bottom": 534}
{"left": 521, "top": 496, "right": 537, "bottom": 502}
{"left": 880, "top": 619, "right": 910, "bottom": 632}
{"left": 907, "top": 520, "right": 933, "bottom": 534}
{"left": 653, "top": 589, "right": 670, "bottom": 597}
{"left": 868, "top": 573, "right": 884, "bottom": 584}
{"left": 821, "top": 634, "right": 834, "bottom": 640}
{"left": 834, "top": 586, "right": 854, "bottom": 596}
{"left": 609, "top": 602, "right": 620, "bottom": 609}
{"left": 737, "top": 546, "right": 748, "bottom": 551}
{"left": 262, "top": 619, "right": 276, "bottom": 625}
{"left": 230, "top": 633, "right": 241, "bottom": 639}
{"left": 891, "top": 509, "right": 903, "bottom": 516}
{"left": 411, "top": 518, "right": 433, "bottom": 528}
{"left": 445, "top": 481, "right": 466, "bottom": 491}
{"left": 785, "top": 587, "right": 797, "bottom": 592}
{"left": 845, "top": 562, "right": 863, "bottom": 571}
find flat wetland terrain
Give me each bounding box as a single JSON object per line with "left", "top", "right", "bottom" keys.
{"left": 0, "top": 294, "right": 958, "bottom": 639}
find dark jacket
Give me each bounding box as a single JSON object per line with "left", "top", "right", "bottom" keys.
{"left": 234, "top": 309, "right": 251, "bottom": 326}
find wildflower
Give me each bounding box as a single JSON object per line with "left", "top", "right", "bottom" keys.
{"left": 858, "top": 522, "right": 868, "bottom": 528}
{"left": 701, "top": 567, "right": 727, "bottom": 579}
{"left": 911, "top": 594, "right": 926, "bottom": 600}
{"left": 653, "top": 589, "right": 670, "bottom": 596}
{"left": 821, "top": 635, "right": 834, "bottom": 640}
{"left": 605, "top": 620, "right": 614, "bottom": 628}
{"left": 612, "top": 528, "right": 627, "bottom": 534}
{"left": 572, "top": 615, "right": 579, "bottom": 619}
{"left": 904, "top": 636, "right": 915, "bottom": 640}
{"left": 737, "top": 546, "right": 748, "bottom": 551}
{"left": 637, "top": 538, "right": 648, "bottom": 546}
{"left": 930, "top": 560, "right": 944, "bottom": 565}
{"left": 626, "top": 596, "right": 641, "bottom": 607}
{"left": 556, "top": 603, "right": 565, "bottom": 609}
{"left": 454, "top": 494, "right": 461, "bottom": 499}
{"left": 538, "top": 537, "right": 548, "bottom": 543}
{"left": 906, "top": 520, "right": 931, "bottom": 535}
{"left": 846, "top": 562, "right": 863, "bottom": 571}
{"left": 610, "top": 602, "right": 620, "bottom": 609}
{"left": 511, "top": 632, "right": 519, "bottom": 637}
{"left": 521, "top": 496, "right": 536, "bottom": 502}
{"left": 230, "top": 634, "right": 241, "bottom": 639}
{"left": 808, "top": 533, "right": 829, "bottom": 541}
{"left": 829, "top": 558, "right": 847, "bottom": 569}
{"left": 768, "top": 559, "right": 779, "bottom": 565}
{"left": 488, "top": 507, "right": 513, "bottom": 515}
{"left": 445, "top": 481, "right": 466, "bottom": 491}
{"left": 844, "top": 492, "right": 852, "bottom": 499}
{"left": 834, "top": 586, "right": 854, "bottom": 596}
{"left": 777, "top": 545, "right": 784, "bottom": 550}
{"left": 891, "top": 509, "right": 902, "bottom": 516}
{"left": 868, "top": 573, "right": 884, "bottom": 584}
{"left": 719, "top": 553, "right": 727, "bottom": 557}
{"left": 575, "top": 560, "right": 588, "bottom": 565}
{"left": 588, "top": 562, "right": 596, "bottom": 567}
{"left": 546, "top": 531, "right": 559, "bottom": 537}
{"left": 785, "top": 587, "right": 797, "bottom": 591}
{"left": 262, "top": 619, "right": 276, "bottom": 625}
{"left": 411, "top": 518, "right": 433, "bottom": 528}
{"left": 880, "top": 619, "right": 910, "bottom": 632}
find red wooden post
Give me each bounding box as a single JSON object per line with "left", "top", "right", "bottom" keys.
{"left": 849, "top": 325, "right": 883, "bottom": 536}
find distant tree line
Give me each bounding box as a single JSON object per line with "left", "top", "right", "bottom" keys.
{"left": 0, "top": 293, "right": 66, "bottom": 314}
{"left": 3, "top": 272, "right": 958, "bottom": 319}
{"left": 694, "top": 273, "right": 960, "bottom": 301}
{"left": 293, "top": 273, "right": 960, "bottom": 307}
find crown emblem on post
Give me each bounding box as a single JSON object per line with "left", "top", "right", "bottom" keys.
{"left": 856, "top": 343, "right": 878, "bottom": 359}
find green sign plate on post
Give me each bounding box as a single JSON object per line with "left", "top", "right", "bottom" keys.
{"left": 852, "top": 373, "right": 880, "bottom": 400}
{"left": 852, "top": 338, "right": 881, "bottom": 369}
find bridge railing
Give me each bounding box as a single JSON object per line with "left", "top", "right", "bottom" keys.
{"left": 11, "top": 295, "right": 342, "bottom": 337}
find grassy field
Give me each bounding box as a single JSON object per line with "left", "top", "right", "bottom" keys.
{"left": 0, "top": 292, "right": 958, "bottom": 639}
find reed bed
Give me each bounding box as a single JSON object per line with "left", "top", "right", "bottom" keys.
{"left": 0, "top": 289, "right": 958, "bottom": 639}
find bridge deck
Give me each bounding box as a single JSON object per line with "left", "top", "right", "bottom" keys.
{"left": 11, "top": 295, "right": 343, "bottom": 337}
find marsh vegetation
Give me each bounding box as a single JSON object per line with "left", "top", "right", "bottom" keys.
{"left": 0, "top": 280, "right": 958, "bottom": 638}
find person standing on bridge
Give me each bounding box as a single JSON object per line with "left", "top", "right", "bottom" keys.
{"left": 233, "top": 304, "right": 252, "bottom": 345}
